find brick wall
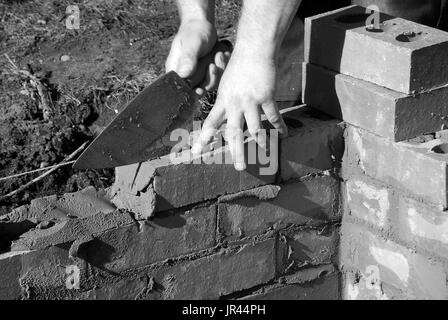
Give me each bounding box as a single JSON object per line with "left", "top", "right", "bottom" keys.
{"left": 0, "top": 105, "right": 344, "bottom": 300}
{"left": 303, "top": 5, "right": 448, "bottom": 300}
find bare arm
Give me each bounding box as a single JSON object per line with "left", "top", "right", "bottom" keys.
{"left": 234, "top": 0, "right": 302, "bottom": 61}
{"left": 192, "top": 0, "right": 302, "bottom": 171}
{"left": 175, "top": 0, "right": 215, "bottom": 24}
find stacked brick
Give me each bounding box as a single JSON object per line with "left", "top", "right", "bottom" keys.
{"left": 303, "top": 5, "right": 448, "bottom": 299}
{"left": 0, "top": 105, "right": 344, "bottom": 300}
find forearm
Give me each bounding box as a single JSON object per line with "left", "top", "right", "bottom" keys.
{"left": 234, "top": 0, "right": 302, "bottom": 59}
{"left": 176, "top": 0, "right": 215, "bottom": 24}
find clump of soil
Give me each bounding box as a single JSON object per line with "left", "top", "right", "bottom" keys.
{"left": 0, "top": 0, "right": 240, "bottom": 216}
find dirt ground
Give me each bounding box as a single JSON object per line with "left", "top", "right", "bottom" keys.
{"left": 0, "top": 0, "right": 240, "bottom": 216}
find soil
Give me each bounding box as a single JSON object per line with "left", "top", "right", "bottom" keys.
{"left": 0, "top": 0, "right": 240, "bottom": 216}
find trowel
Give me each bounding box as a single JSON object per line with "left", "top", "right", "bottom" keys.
{"left": 73, "top": 40, "right": 232, "bottom": 169}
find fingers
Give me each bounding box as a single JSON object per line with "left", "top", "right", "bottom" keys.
{"left": 195, "top": 50, "right": 231, "bottom": 96}
{"left": 244, "top": 107, "right": 266, "bottom": 149}
{"left": 204, "top": 63, "right": 218, "bottom": 92}
{"left": 191, "top": 104, "right": 225, "bottom": 155}
{"left": 261, "top": 101, "right": 288, "bottom": 138}
{"left": 226, "top": 112, "right": 245, "bottom": 171}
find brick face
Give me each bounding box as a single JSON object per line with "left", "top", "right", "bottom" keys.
{"left": 341, "top": 222, "right": 448, "bottom": 299}
{"left": 281, "top": 227, "right": 339, "bottom": 269}
{"left": 396, "top": 195, "right": 448, "bottom": 259}
{"left": 0, "top": 251, "right": 27, "bottom": 300}
{"left": 342, "top": 271, "right": 409, "bottom": 300}
{"left": 303, "top": 62, "right": 448, "bottom": 141}
{"left": 218, "top": 176, "right": 341, "bottom": 241}
{"left": 344, "top": 125, "right": 448, "bottom": 208}
{"left": 344, "top": 176, "right": 393, "bottom": 231}
{"left": 242, "top": 273, "right": 340, "bottom": 300}
{"left": 150, "top": 239, "right": 278, "bottom": 300}
{"left": 280, "top": 107, "right": 344, "bottom": 181}
{"left": 84, "top": 206, "right": 217, "bottom": 273}
{"left": 111, "top": 147, "right": 276, "bottom": 214}
{"left": 305, "top": 5, "right": 448, "bottom": 93}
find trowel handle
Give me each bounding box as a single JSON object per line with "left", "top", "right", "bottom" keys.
{"left": 187, "top": 40, "right": 233, "bottom": 88}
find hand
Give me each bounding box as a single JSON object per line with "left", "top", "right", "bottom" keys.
{"left": 165, "top": 19, "right": 229, "bottom": 96}
{"left": 191, "top": 52, "right": 288, "bottom": 171}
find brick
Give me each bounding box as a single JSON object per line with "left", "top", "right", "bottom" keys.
{"left": 218, "top": 176, "right": 341, "bottom": 241}
{"left": 342, "top": 271, "right": 409, "bottom": 300}
{"left": 345, "top": 173, "right": 448, "bottom": 261}
{"left": 0, "top": 251, "right": 29, "bottom": 300}
{"left": 79, "top": 276, "right": 152, "bottom": 300}
{"left": 11, "top": 210, "right": 135, "bottom": 252}
{"left": 281, "top": 106, "right": 344, "bottom": 181}
{"left": 396, "top": 195, "right": 448, "bottom": 259}
{"left": 305, "top": 5, "right": 448, "bottom": 94}
{"left": 340, "top": 222, "right": 448, "bottom": 299}
{"left": 242, "top": 273, "right": 340, "bottom": 300}
{"left": 344, "top": 125, "right": 448, "bottom": 208}
{"left": 303, "top": 63, "right": 448, "bottom": 141}
{"left": 3, "top": 187, "right": 115, "bottom": 224}
{"left": 84, "top": 206, "right": 217, "bottom": 272}
{"left": 281, "top": 226, "right": 339, "bottom": 269}
{"left": 111, "top": 145, "right": 275, "bottom": 214}
{"left": 19, "top": 245, "right": 89, "bottom": 299}
{"left": 344, "top": 175, "right": 394, "bottom": 230}
{"left": 151, "top": 239, "right": 278, "bottom": 299}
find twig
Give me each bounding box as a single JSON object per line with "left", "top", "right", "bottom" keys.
{"left": 0, "top": 141, "right": 89, "bottom": 202}
{"left": 4, "top": 53, "right": 53, "bottom": 120}
{"left": 0, "top": 160, "right": 76, "bottom": 183}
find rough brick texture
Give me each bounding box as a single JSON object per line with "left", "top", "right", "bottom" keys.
{"left": 218, "top": 175, "right": 341, "bottom": 242}
{"left": 305, "top": 5, "right": 448, "bottom": 94}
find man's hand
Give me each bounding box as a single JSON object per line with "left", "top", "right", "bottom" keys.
{"left": 166, "top": 19, "right": 229, "bottom": 96}
{"left": 191, "top": 0, "right": 302, "bottom": 171}
{"left": 191, "top": 52, "right": 288, "bottom": 171}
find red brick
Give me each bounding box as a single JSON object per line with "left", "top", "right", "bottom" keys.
{"left": 344, "top": 125, "right": 448, "bottom": 208}
{"left": 340, "top": 222, "right": 448, "bottom": 299}
{"left": 242, "top": 273, "right": 340, "bottom": 300}
{"left": 305, "top": 5, "right": 448, "bottom": 93}
{"left": 84, "top": 206, "right": 217, "bottom": 273}
{"left": 281, "top": 106, "right": 344, "bottom": 181}
{"left": 303, "top": 63, "right": 448, "bottom": 141}
{"left": 218, "top": 176, "right": 341, "bottom": 241}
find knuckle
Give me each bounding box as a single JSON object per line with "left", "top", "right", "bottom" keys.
{"left": 248, "top": 126, "right": 261, "bottom": 137}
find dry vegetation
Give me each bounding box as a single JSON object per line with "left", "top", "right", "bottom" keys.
{"left": 0, "top": 0, "right": 240, "bottom": 215}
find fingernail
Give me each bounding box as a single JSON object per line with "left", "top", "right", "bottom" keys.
{"left": 234, "top": 162, "right": 246, "bottom": 171}
{"left": 191, "top": 144, "right": 201, "bottom": 155}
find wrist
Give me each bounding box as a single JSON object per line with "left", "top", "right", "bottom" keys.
{"left": 177, "top": 0, "right": 215, "bottom": 25}
{"left": 232, "top": 40, "right": 277, "bottom": 62}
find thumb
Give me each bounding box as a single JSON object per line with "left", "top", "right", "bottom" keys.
{"left": 177, "top": 54, "right": 197, "bottom": 78}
